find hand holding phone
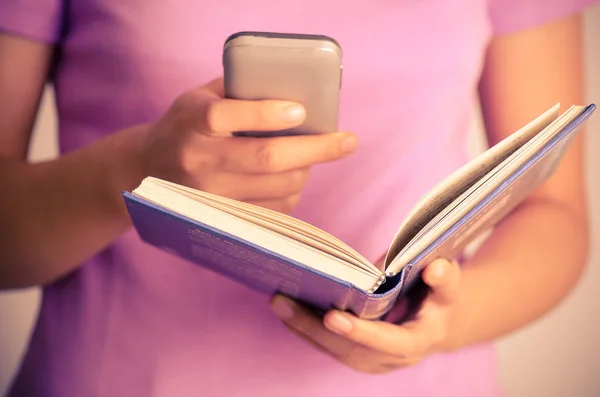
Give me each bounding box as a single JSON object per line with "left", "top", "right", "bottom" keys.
{"left": 223, "top": 31, "right": 343, "bottom": 137}
{"left": 137, "top": 77, "right": 357, "bottom": 214}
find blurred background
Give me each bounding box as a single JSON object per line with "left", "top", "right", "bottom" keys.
{"left": 1, "top": 5, "right": 599, "bottom": 396}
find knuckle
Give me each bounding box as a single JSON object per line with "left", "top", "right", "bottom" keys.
{"left": 204, "top": 147, "right": 225, "bottom": 171}
{"left": 171, "top": 92, "right": 192, "bottom": 112}
{"left": 177, "top": 140, "right": 215, "bottom": 176}
{"left": 281, "top": 194, "right": 301, "bottom": 213}
{"left": 390, "top": 350, "right": 410, "bottom": 360}
{"left": 176, "top": 146, "right": 197, "bottom": 176}
{"left": 285, "top": 169, "right": 309, "bottom": 194}
{"left": 255, "top": 143, "right": 278, "bottom": 171}
{"left": 195, "top": 174, "right": 217, "bottom": 194}
{"left": 339, "top": 345, "right": 363, "bottom": 367}
{"left": 401, "top": 345, "right": 417, "bottom": 359}
{"left": 405, "top": 356, "right": 423, "bottom": 367}
{"left": 168, "top": 96, "right": 190, "bottom": 127}
{"left": 288, "top": 316, "right": 315, "bottom": 336}
{"left": 170, "top": 91, "right": 202, "bottom": 127}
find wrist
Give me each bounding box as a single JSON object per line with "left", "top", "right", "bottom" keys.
{"left": 101, "top": 124, "right": 151, "bottom": 216}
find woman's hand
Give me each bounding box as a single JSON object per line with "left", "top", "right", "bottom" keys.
{"left": 132, "top": 78, "right": 358, "bottom": 213}
{"left": 270, "top": 258, "right": 467, "bottom": 374}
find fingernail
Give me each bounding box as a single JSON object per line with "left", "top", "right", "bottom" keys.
{"left": 325, "top": 312, "right": 354, "bottom": 334}
{"left": 430, "top": 261, "right": 446, "bottom": 279}
{"left": 341, "top": 134, "right": 358, "bottom": 153}
{"left": 280, "top": 104, "right": 305, "bottom": 123}
{"left": 271, "top": 297, "right": 295, "bottom": 320}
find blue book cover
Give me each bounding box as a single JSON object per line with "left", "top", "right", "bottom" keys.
{"left": 123, "top": 104, "right": 595, "bottom": 320}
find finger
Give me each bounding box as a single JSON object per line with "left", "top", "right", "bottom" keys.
{"left": 214, "top": 132, "right": 358, "bottom": 173}
{"left": 422, "top": 258, "right": 462, "bottom": 304}
{"left": 270, "top": 295, "right": 358, "bottom": 357}
{"left": 199, "top": 169, "right": 310, "bottom": 201}
{"left": 322, "top": 309, "right": 438, "bottom": 358}
{"left": 271, "top": 296, "right": 413, "bottom": 372}
{"left": 204, "top": 98, "right": 306, "bottom": 135}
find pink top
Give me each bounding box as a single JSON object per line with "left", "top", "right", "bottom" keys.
{"left": 1, "top": 0, "right": 595, "bottom": 396}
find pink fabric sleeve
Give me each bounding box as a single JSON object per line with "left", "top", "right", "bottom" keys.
{"left": 488, "top": 0, "right": 599, "bottom": 36}
{"left": 0, "top": 0, "right": 65, "bottom": 44}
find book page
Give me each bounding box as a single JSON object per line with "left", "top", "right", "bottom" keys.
{"left": 386, "top": 105, "right": 587, "bottom": 275}
{"left": 157, "top": 182, "right": 373, "bottom": 271}
{"left": 382, "top": 104, "right": 560, "bottom": 269}
{"left": 401, "top": 106, "right": 574, "bottom": 252}
{"left": 151, "top": 179, "right": 374, "bottom": 271}
{"left": 133, "top": 180, "right": 383, "bottom": 291}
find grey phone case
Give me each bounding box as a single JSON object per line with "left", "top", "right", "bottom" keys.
{"left": 223, "top": 32, "right": 343, "bottom": 136}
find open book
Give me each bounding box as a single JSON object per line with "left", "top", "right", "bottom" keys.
{"left": 124, "top": 103, "right": 595, "bottom": 319}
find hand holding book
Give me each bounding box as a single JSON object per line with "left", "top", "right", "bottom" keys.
{"left": 270, "top": 258, "right": 464, "bottom": 374}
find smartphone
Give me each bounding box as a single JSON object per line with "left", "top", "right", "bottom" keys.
{"left": 222, "top": 31, "right": 343, "bottom": 137}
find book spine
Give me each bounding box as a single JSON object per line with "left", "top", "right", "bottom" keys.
{"left": 346, "top": 287, "right": 401, "bottom": 320}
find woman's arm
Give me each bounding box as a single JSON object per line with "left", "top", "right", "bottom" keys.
{"left": 451, "top": 11, "right": 589, "bottom": 346}
{"left": 0, "top": 33, "right": 356, "bottom": 289}
{"left": 0, "top": 33, "right": 146, "bottom": 288}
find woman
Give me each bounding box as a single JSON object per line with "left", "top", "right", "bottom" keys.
{"left": 0, "top": 0, "right": 596, "bottom": 395}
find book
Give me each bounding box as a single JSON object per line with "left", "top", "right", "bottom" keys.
{"left": 124, "top": 103, "right": 596, "bottom": 320}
